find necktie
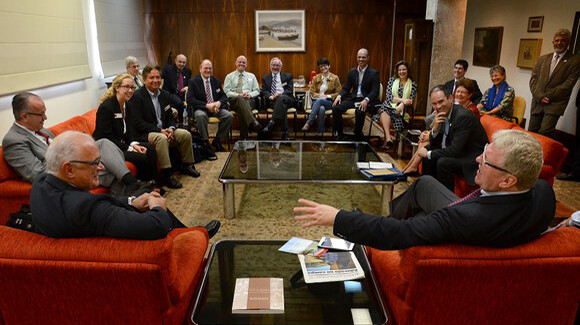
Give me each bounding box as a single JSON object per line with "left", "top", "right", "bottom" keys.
{"left": 235, "top": 73, "right": 244, "bottom": 94}
{"left": 549, "top": 54, "right": 560, "bottom": 76}
{"left": 271, "top": 74, "right": 277, "bottom": 96}
{"left": 453, "top": 80, "right": 457, "bottom": 93}
{"left": 35, "top": 131, "right": 50, "bottom": 145}
{"left": 441, "top": 118, "right": 450, "bottom": 149}
{"left": 205, "top": 80, "right": 213, "bottom": 104}
{"left": 152, "top": 93, "right": 162, "bottom": 128}
{"left": 134, "top": 76, "right": 141, "bottom": 87}
{"left": 448, "top": 189, "right": 482, "bottom": 206}
{"left": 178, "top": 70, "right": 184, "bottom": 92}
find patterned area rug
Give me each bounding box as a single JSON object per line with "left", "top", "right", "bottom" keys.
{"left": 165, "top": 152, "right": 411, "bottom": 246}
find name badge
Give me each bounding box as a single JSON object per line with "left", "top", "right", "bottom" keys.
{"left": 216, "top": 88, "right": 221, "bottom": 93}
{"left": 114, "top": 113, "right": 123, "bottom": 119}
{"left": 163, "top": 105, "right": 170, "bottom": 111}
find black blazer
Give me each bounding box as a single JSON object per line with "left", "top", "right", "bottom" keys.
{"left": 93, "top": 97, "right": 131, "bottom": 151}
{"left": 427, "top": 104, "right": 488, "bottom": 182}
{"left": 333, "top": 180, "right": 555, "bottom": 249}
{"left": 444, "top": 78, "right": 483, "bottom": 104}
{"left": 261, "top": 72, "right": 294, "bottom": 99}
{"left": 186, "top": 75, "right": 228, "bottom": 111}
{"left": 339, "top": 66, "right": 380, "bottom": 101}
{"left": 31, "top": 174, "right": 172, "bottom": 239}
{"left": 126, "top": 87, "right": 176, "bottom": 142}
{"left": 162, "top": 64, "right": 192, "bottom": 96}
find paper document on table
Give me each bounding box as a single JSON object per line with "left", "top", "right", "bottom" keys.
{"left": 365, "top": 169, "right": 398, "bottom": 176}
{"left": 298, "top": 251, "right": 365, "bottom": 283}
{"left": 279, "top": 237, "right": 327, "bottom": 256}
{"left": 369, "top": 162, "right": 392, "bottom": 169}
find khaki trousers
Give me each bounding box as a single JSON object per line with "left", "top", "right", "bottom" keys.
{"left": 148, "top": 128, "right": 193, "bottom": 169}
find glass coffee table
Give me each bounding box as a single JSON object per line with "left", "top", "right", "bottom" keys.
{"left": 219, "top": 141, "right": 399, "bottom": 218}
{"left": 190, "top": 240, "right": 389, "bottom": 325}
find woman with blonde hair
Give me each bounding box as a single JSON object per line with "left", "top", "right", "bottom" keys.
{"left": 93, "top": 73, "right": 158, "bottom": 182}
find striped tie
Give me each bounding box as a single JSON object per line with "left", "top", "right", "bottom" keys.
{"left": 205, "top": 80, "right": 213, "bottom": 103}
{"left": 271, "top": 74, "right": 277, "bottom": 96}
{"left": 448, "top": 189, "right": 482, "bottom": 206}
{"left": 235, "top": 73, "right": 244, "bottom": 94}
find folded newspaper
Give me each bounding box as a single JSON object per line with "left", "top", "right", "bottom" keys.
{"left": 298, "top": 251, "right": 365, "bottom": 283}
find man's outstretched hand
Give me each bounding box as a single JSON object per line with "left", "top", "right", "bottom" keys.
{"left": 293, "top": 198, "right": 339, "bottom": 229}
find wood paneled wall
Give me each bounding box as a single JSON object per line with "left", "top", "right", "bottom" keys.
{"left": 143, "top": 0, "right": 427, "bottom": 90}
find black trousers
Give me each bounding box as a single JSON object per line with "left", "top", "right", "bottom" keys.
{"left": 332, "top": 98, "right": 376, "bottom": 138}
{"left": 268, "top": 94, "right": 296, "bottom": 131}
{"left": 123, "top": 142, "right": 158, "bottom": 181}
{"left": 421, "top": 156, "right": 465, "bottom": 191}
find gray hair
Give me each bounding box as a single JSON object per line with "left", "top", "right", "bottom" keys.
{"left": 12, "top": 92, "right": 41, "bottom": 120}
{"left": 489, "top": 65, "right": 506, "bottom": 76}
{"left": 270, "top": 57, "right": 282, "bottom": 66}
{"left": 45, "top": 131, "right": 96, "bottom": 174}
{"left": 492, "top": 129, "right": 543, "bottom": 190}
{"left": 554, "top": 29, "right": 571, "bottom": 41}
{"left": 125, "top": 56, "right": 139, "bottom": 68}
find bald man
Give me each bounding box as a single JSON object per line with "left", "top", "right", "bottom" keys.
{"left": 162, "top": 54, "right": 192, "bottom": 100}
{"left": 187, "top": 59, "right": 234, "bottom": 157}
{"left": 223, "top": 55, "right": 262, "bottom": 139}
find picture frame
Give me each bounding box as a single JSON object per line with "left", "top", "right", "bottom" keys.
{"left": 473, "top": 27, "right": 503, "bottom": 67}
{"left": 570, "top": 11, "right": 580, "bottom": 55}
{"left": 527, "top": 16, "right": 544, "bottom": 33}
{"left": 517, "top": 38, "right": 543, "bottom": 69}
{"left": 255, "top": 10, "right": 305, "bottom": 52}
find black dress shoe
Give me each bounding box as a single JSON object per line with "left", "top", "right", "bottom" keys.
{"left": 181, "top": 164, "right": 200, "bottom": 178}
{"left": 124, "top": 180, "right": 156, "bottom": 196}
{"left": 281, "top": 131, "right": 289, "bottom": 141}
{"left": 204, "top": 142, "right": 218, "bottom": 160}
{"left": 212, "top": 138, "right": 227, "bottom": 152}
{"left": 251, "top": 121, "right": 263, "bottom": 133}
{"left": 403, "top": 171, "right": 421, "bottom": 177}
{"left": 557, "top": 173, "right": 580, "bottom": 182}
{"left": 166, "top": 176, "right": 183, "bottom": 189}
{"left": 203, "top": 219, "right": 221, "bottom": 239}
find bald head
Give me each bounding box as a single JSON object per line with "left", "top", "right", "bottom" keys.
{"left": 175, "top": 54, "right": 187, "bottom": 70}
{"left": 236, "top": 55, "right": 248, "bottom": 72}
{"left": 357, "top": 48, "right": 369, "bottom": 69}
{"left": 200, "top": 59, "right": 213, "bottom": 79}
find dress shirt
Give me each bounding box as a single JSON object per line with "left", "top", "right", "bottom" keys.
{"left": 15, "top": 122, "right": 51, "bottom": 145}
{"left": 146, "top": 88, "right": 163, "bottom": 128}
{"left": 223, "top": 70, "right": 260, "bottom": 98}
{"left": 272, "top": 73, "right": 284, "bottom": 94}
{"left": 356, "top": 65, "right": 368, "bottom": 98}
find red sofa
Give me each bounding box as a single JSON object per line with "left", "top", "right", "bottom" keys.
{"left": 368, "top": 227, "right": 580, "bottom": 325}
{"left": 454, "top": 115, "right": 569, "bottom": 197}
{"left": 0, "top": 225, "right": 209, "bottom": 325}
{"left": 0, "top": 109, "right": 136, "bottom": 225}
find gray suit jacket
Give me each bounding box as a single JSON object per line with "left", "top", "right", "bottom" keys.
{"left": 530, "top": 51, "right": 580, "bottom": 115}
{"left": 2, "top": 123, "right": 54, "bottom": 182}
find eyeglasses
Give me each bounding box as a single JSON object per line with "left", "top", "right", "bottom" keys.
{"left": 319, "top": 65, "right": 329, "bottom": 69}
{"left": 25, "top": 111, "right": 46, "bottom": 118}
{"left": 482, "top": 144, "right": 512, "bottom": 174}
{"left": 118, "top": 85, "right": 136, "bottom": 91}
{"left": 69, "top": 157, "right": 101, "bottom": 167}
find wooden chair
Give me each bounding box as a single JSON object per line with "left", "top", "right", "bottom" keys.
{"left": 509, "top": 95, "right": 526, "bottom": 128}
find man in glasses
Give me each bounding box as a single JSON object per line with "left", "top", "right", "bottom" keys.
{"left": 294, "top": 129, "right": 556, "bottom": 249}
{"left": 2, "top": 93, "right": 149, "bottom": 196}
{"left": 30, "top": 131, "right": 220, "bottom": 239}
{"left": 416, "top": 85, "right": 488, "bottom": 191}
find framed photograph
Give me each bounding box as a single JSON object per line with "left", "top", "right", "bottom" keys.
{"left": 570, "top": 11, "right": 580, "bottom": 55}
{"left": 517, "top": 39, "right": 543, "bottom": 69}
{"left": 527, "top": 16, "right": 544, "bottom": 33}
{"left": 255, "top": 10, "right": 305, "bottom": 52}
{"left": 473, "top": 27, "right": 503, "bottom": 67}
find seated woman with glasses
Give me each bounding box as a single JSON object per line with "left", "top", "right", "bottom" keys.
{"left": 93, "top": 73, "right": 158, "bottom": 183}
{"left": 301, "top": 57, "right": 341, "bottom": 137}
{"left": 374, "top": 60, "right": 417, "bottom": 149}
{"left": 477, "top": 65, "right": 514, "bottom": 121}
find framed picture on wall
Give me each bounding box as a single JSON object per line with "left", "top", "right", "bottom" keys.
{"left": 527, "top": 16, "right": 544, "bottom": 33}
{"left": 473, "top": 27, "right": 503, "bottom": 67}
{"left": 570, "top": 11, "right": 580, "bottom": 55}
{"left": 255, "top": 10, "right": 305, "bottom": 52}
{"left": 517, "top": 39, "right": 543, "bottom": 69}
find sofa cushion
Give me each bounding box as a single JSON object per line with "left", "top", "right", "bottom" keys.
{"left": 82, "top": 109, "right": 98, "bottom": 134}
{"left": 0, "top": 147, "right": 21, "bottom": 182}
{"left": 49, "top": 115, "right": 92, "bottom": 135}
{"left": 480, "top": 115, "right": 521, "bottom": 142}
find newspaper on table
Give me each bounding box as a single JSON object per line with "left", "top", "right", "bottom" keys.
{"left": 298, "top": 251, "right": 365, "bottom": 283}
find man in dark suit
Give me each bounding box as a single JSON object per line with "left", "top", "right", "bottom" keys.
{"left": 416, "top": 85, "right": 488, "bottom": 191}
{"left": 30, "top": 131, "right": 220, "bottom": 239}
{"left": 444, "top": 59, "right": 483, "bottom": 104}
{"left": 260, "top": 57, "right": 296, "bottom": 140}
{"left": 332, "top": 48, "right": 380, "bottom": 140}
{"left": 294, "top": 129, "right": 554, "bottom": 249}
{"left": 2, "top": 93, "right": 146, "bottom": 196}
{"left": 187, "top": 59, "right": 234, "bottom": 156}
{"left": 127, "top": 65, "right": 200, "bottom": 189}
{"left": 529, "top": 28, "right": 580, "bottom": 138}
{"left": 162, "top": 54, "right": 192, "bottom": 108}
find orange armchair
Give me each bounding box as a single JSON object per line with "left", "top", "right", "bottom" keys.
{"left": 0, "top": 226, "right": 209, "bottom": 325}
{"left": 367, "top": 227, "right": 580, "bottom": 325}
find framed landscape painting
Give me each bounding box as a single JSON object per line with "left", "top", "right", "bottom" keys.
{"left": 517, "top": 38, "right": 543, "bottom": 69}
{"left": 255, "top": 10, "right": 305, "bottom": 52}
{"left": 473, "top": 27, "right": 503, "bottom": 67}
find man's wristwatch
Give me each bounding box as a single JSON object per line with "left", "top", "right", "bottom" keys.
{"left": 128, "top": 196, "right": 136, "bottom": 206}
